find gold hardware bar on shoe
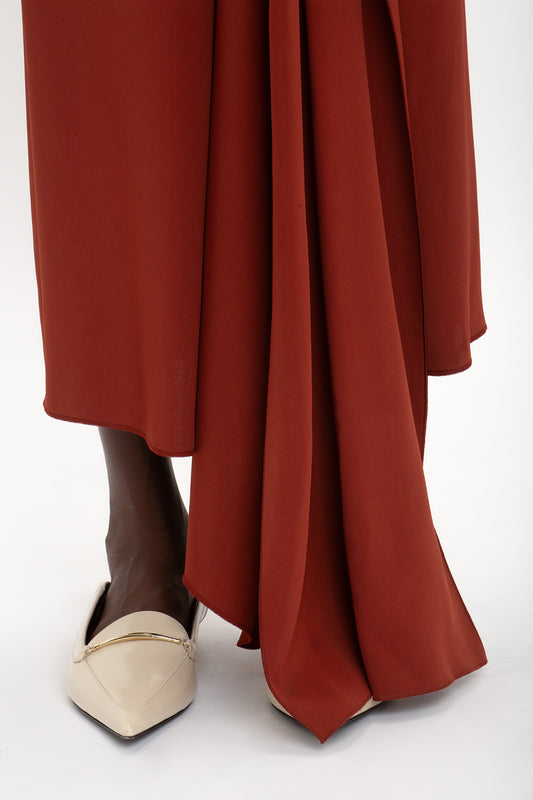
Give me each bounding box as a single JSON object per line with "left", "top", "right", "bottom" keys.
{"left": 74, "top": 632, "right": 196, "bottom": 662}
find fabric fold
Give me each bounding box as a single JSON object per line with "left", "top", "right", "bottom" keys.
{"left": 20, "top": 0, "right": 489, "bottom": 744}
{"left": 259, "top": 0, "right": 314, "bottom": 662}
{"left": 386, "top": 0, "right": 487, "bottom": 375}
{"left": 185, "top": 0, "right": 487, "bottom": 743}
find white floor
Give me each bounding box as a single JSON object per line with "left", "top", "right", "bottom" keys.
{"left": 2, "top": 1, "right": 533, "bottom": 797}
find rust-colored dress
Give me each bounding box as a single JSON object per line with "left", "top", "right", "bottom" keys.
{"left": 21, "top": 0, "right": 488, "bottom": 743}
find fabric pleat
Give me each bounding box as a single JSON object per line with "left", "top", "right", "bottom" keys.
{"left": 20, "top": 0, "right": 488, "bottom": 743}
{"left": 182, "top": 0, "right": 487, "bottom": 744}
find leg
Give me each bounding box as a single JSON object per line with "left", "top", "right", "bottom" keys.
{"left": 86, "top": 426, "right": 197, "bottom": 641}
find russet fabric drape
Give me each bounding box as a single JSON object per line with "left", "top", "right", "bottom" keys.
{"left": 21, "top": 0, "right": 488, "bottom": 743}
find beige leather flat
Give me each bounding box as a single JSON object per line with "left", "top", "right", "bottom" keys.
{"left": 265, "top": 682, "right": 382, "bottom": 723}
{"left": 66, "top": 580, "right": 208, "bottom": 739}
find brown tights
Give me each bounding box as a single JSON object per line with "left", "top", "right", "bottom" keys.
{"left": 86, "top": 427, "right": 197, "bottom": 641}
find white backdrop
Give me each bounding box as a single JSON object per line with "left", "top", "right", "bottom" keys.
{"left": 1, "top": 1, "right": 531, "bottom": 798}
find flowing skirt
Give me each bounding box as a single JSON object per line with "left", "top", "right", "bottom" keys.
{"left": 21, "top": 0, "right": 488, "bottom": 742}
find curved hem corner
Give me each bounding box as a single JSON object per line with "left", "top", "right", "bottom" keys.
{"left": 41, "top": 401, "right": 196, "bottom": 458}
{"left": 427, "top": 322, "right": 488, "bottom": 376}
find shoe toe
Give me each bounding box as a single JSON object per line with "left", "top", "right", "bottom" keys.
{"left": 66, "top": 583, "right": 203, "bottom": 738}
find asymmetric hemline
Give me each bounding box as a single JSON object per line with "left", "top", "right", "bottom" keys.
{"left": 41, "top": 318, "right": 488, "bottom": 457}
{"left": 21, "top": 0, "right": 488, "bottom": 743}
